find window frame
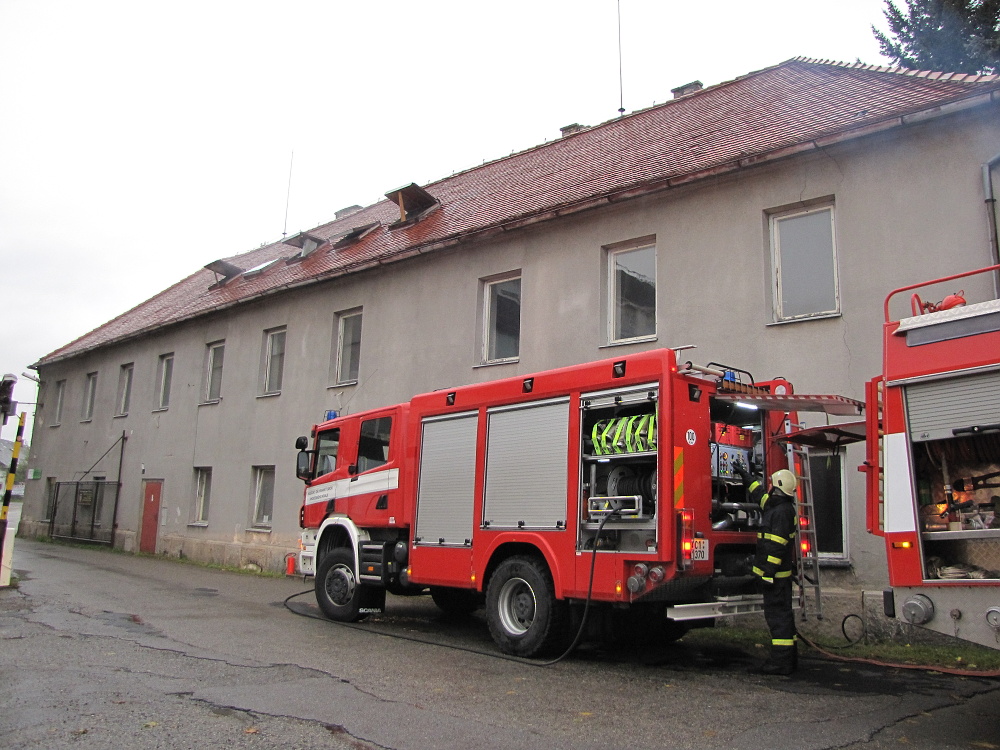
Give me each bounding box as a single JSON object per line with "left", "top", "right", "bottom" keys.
{"left": 81, "top": 372, "right": 98, "bottom": 421}
{"left": 769, "top": 203, "right": 840, "bottom": 323}
{"left": 334, "top": 310, "right": 363, "bottom": 385}
{"left": 51, "top": 379, "right": 66, "bottom": 426}
{"left": 481, "top": 273, "right": 522, "bottom": 364}
{"left": 155, "top": 353, "right": 174, "bottom": 410}
{"left": 191, "top": 467, "right": 212, "bottom": 525}
{"left": 204, "top": 341, "right": 225, "bottom": 403}
{"left": 808, "top": 449, "right": 850, "bottom": 563}
{"left": 251, "top": 465, "right": 276, "bottom": 529}
{"left": 262, "top": 327, "right": 286, "bottom": 395}
{"left": 115, "top": 363, "right": 134, "bottom": 417}
{"left": 357, "top": 416, "right": 392, "bottom": 473}
{"left": 606, "top": 242, "right": 657, "bottom": 345}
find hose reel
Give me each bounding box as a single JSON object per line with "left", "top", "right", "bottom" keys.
{"left": 607, "top": 465, "right": 657, "bottom": 513}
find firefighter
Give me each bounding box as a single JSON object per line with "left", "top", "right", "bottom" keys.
{"left": 734, "top": 460, "right": 798, "bottom": 675}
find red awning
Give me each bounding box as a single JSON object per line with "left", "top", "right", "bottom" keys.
{"left": 779, "top": 420, "right": 868, "bottom": 449}
{"left": 713, "top": 393, "right": 864, "bottom": 417}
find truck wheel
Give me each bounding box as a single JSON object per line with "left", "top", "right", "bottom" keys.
{"left": 486, "top": 556, "right": 566, "bottom": 657}
{"left": 430, "top": 586, "right": 483, "bottom": 616}
{"left": 315, "top": 547, "right": 368, "bottom": 622}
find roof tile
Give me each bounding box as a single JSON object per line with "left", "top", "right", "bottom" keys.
{"left": 37, "top": 58, "right": 1000, "bottom": 366}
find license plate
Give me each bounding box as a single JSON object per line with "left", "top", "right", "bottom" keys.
{"left": 691, "top": 538, "right": 709, "bottom": 561}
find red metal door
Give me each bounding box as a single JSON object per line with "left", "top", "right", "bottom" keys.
{"left": 140, "top": 480, "right": 162, "bottom": 554}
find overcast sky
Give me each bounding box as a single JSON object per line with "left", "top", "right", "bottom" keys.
{"left": 0, "top": 0, "right": 892, "bottom": 443}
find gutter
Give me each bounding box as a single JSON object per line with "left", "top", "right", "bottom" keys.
{"left": 984, "top": 149, "right": 1000, "bottom": 297}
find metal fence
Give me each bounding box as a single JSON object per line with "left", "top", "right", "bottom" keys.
{"left": 48, "top": 481, "right": 120, "bottom": 545}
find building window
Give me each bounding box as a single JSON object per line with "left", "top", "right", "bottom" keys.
{"left": 608, "top": 244, "right": 656, "bottom": 343}
{"left": 52, "top": 380, "right": 65, "bottom": 425}
{"left": 81, "top": 372, "right": 98, "bottom": 421}
{"left": 357, "top": 416, "right": 391, "bottom": 473}
{"left": 262, "top": 328, "right": 286, "bottom": 395}
{"left": 251, "top": 466, "right": 275, "bottom": 528}
{"left": 335, "top": 311, "right": 362, "bottom": 385}
{"left": 204, "top": 341, "right": 225, "bottom": 402}
{"left": 770, "top": 204, "right": 839, "bottom": 321}
{"left": 482, "top": 275, "right": 521, "bottom": 362}
{"left": 192, "top": 467, "right": 211, "bottom": 524}
{"left": 156, "top": 353, "right": 174, "bottom": 410}
{"left": 116, "top": 363, "right": 134, "bottom": 416}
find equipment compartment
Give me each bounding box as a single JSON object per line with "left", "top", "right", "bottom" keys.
{"left": 578, "top": 385, "right": 659, "bottom": 553}
{"left": 913, "top": 432, "right": 1000, "bottom": 581}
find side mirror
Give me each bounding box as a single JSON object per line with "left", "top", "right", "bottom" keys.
{"left": 296, "top": 450, "right": 313, "bottom": 482}
{"left": 294, "top": 436, "right": 309, "bottom": 450}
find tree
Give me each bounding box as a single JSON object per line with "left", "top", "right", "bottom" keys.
{"left": 872, "top": 0, "right": 1000, "bottom": 74}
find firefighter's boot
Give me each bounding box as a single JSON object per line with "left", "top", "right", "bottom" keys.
{"left": 758, "top": 645, "right": 796, "bottom": 676}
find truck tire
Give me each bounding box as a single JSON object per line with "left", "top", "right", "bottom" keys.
{"left": 430, "top": 586, "right": 483, "bottom": 616}
{"left": 486, "top": 555, "right": 566, "bottom": 657}
{"left": 315, "top": 547, "right": 372, "bottom": 622}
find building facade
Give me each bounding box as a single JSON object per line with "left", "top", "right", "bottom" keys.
{"left": 21, "top": 59, "right": 1000, "bottom": 586}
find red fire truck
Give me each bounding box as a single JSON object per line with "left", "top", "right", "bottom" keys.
{"left": 860, "top": 264, "right": 1000, "bottom": 649}
{"left": 294, "top": 348, "right": 860, "bottom": 656}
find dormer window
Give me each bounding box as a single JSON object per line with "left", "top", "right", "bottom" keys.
{"left": 333, "top": 222, "right": 380, "bottom": 249}
{"left": 204, "top": 259, "right": 243, "bottom": 287}
{"left": 384, "top": 183, "right": 439, "bottom": 228}
{"left": 285, "top": 232, "right": 327, "bottom": 259}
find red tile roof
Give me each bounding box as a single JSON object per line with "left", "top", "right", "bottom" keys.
{"left": 37, "top": 58, "right": 1000, "bottom": 366}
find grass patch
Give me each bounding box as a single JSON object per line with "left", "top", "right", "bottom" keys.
{"left": 683, "top": 623, "right": 1000, "bottom": 673}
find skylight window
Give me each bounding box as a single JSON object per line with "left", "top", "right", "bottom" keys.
{"left": 285, "top": 231, "right": 327, "bottom": 259}
{"left": 242, "top": 258, "right": 280, "bottom": 278}
{"left": 385, "top": 183, "right": 439, "bottom": 228}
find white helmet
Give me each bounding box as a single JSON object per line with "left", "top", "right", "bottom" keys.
{"left": 771, "top": 469, "right": 798, "bottom": 496}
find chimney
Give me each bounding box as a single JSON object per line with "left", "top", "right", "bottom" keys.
{"left": 560, "top": 123, "right": 589, "bottom": 138}
{"left": 670, "top": 81, "right": 703, "bottom": 99}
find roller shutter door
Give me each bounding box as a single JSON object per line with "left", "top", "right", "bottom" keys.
{"left": 906, "top": 370, "right": 1000, "bottom": 442}
{"left": 414, "top": 412, "right": 478, "bottom": 546}
{"left": 483, "top": 398, "right": 569, "bottom": 530}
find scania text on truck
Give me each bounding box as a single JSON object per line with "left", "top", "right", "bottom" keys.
{"left": 294, "top": 347, "right": 861, "bottom": 656}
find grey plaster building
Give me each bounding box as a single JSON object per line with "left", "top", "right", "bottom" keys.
{"left": 21, "top": 58, "right": 1000, "bottom": 586}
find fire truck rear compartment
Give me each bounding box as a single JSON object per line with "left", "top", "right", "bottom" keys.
{"left": 905, "top": 371, "right": 1000, "bottom": 581}
{"left": 910, "top": 432, "right": 1000, "bottom": 581}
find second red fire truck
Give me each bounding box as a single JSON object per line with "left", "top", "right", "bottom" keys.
{"left": 294, "top": 348, "right": 860, "bottom": 656}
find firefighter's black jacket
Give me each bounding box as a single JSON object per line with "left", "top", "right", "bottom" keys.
{"left": 746, "top": 477, "right": 796, "bottom": 583}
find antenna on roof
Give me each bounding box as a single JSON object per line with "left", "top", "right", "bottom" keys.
{"left": 282, "top": 150, "right": 294, "bottom": 238}
{"left": 617, "top": 0, "right": 626, "bottom": 116}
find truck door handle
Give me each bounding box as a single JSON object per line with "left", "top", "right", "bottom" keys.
{"left": 953, "top": 424, "right": 1000, "bottom": 435}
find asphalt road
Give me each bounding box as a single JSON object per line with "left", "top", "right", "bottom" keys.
{"left": 1, "top": 539, "right": 998, "bottom": 749}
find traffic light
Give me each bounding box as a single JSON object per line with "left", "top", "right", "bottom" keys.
{"left": 0, "top": 374, "right": 16, "bottom": 424}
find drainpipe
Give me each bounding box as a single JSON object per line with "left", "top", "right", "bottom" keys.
{"left": 984, "top": 152, "right": 1000, "bottom": 297}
